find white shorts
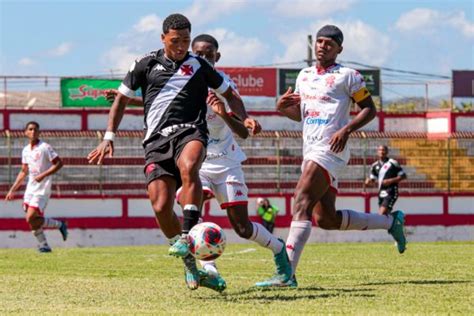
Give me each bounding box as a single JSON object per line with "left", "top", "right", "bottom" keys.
{"left": 23, "top": 193, "right": 49, "bottom": 214}
{"left": 200, "top": 166, "right": 248, "bottom": 209}
{"left": 302, "top": 152, "right": 346, "bottom": 192}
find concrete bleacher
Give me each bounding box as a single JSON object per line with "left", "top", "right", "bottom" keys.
{"left": 1, "top": 131, "right": 472, "bottom": 196}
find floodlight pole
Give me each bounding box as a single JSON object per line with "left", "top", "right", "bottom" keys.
{"left": 306, "top": 35, "right": 313, "bottom": 67}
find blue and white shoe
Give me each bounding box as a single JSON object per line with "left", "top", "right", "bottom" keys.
{"left": 388, "top": 210, "right": 407, "bottom": 254}
{"left": 255, "top": 275, "right": 298, "bottom": 288}
{"left": 59, "top": 221, "right": 68, "bottom": 241}
{"left": 198, "top": 269, "right": 226, "bottom": 292}
{"left": 169, "top": 236, "right": 190, "bottom": 258}
{"left": 273, "top": 239, "right": 292, "bottom": 283}
{"left": 182, "top": 254, "right": 199, "bottom": 290}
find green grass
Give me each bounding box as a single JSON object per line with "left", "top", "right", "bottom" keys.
{"left": 0, "top": 242, "right": 473, "bottom": 315}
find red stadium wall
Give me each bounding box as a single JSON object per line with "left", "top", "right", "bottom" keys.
{"left": 1, "top": 109, "right": 474, "bottom": 133}
{"left": 1, "top": 193, "right": 472, "bottom": 231}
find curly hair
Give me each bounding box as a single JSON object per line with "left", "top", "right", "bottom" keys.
{"left": 163, "top": 13, "right": 191, "bottom": 34}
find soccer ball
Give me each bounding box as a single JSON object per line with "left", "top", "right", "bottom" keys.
{"left": 188, "top": 222, "right": 226, "bottom": 261}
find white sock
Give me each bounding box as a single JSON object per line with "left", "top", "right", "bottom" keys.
{"left": 43, "top": 218, "right": 62, "bottom": 229}
{"left": 338, "top": 209, "right": 393, "bottom": 230}
{"left": 286, "top": 220, "right": 312, "bottom": 277}
{"left": 249, "top": 222, "right": 283, "bottom": 254}
{"left": 200, "top": 260, "right": 219, "bottom": 277}
{"left": 168, "top": 234, "right": 180, "bottom": 246}
{"left": 32, "top": 228, "right": 49, "bottom": 248}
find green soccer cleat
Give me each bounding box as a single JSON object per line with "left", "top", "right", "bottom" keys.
{"left": 169, "top": 236, "right": 190, "bottom": 258}
{"left": 273, "top": 239, "right": 292, "bottom": 283}
{"left": 255, "top": 274, "right": 298, "bottom": 288}
{"left": 59, "top": 221, "right": 68, "bottom": 241}
{"left": 198, "top": 269, "right": 227, "bottom": 293}
{"left": 388, "top": 210, "right": 407, "bottom": 254}
{"left": 182, "top": 255, "right": 200, "bottom": 290}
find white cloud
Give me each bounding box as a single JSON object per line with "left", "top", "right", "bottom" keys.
{"left": 274, "top": 19, "right": 393, "bottom": 66}
{"left": 47, "top": 42, "right": 73, "bottom": 57}
{"left": 274, "top": 0, "right": 355, "bottom": 17}
{"left": 395, "top": 8, "right": 474, "bottom": 38}
{"left": 102, "top": 46, "right": 142, "bottom": 73}
{"left": 184, "top": 0, "right": 248, "bottom": 26}
{"left": 18, "top": 57, "right": 36, "bottom": 66}
{"left": 133, "top": 14, "right": 162, "bottom": 34}
{"left": 207, "top": 28, "right": 268, "bottom": 66}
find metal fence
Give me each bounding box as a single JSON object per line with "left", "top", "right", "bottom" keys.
{"left": 1, "top": 131, "right": 473, "bottom": 196}
{"left": 1, "top": 76, "right": 465, "bottom": 112}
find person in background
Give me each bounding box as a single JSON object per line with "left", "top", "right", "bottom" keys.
{"left": 257, "top": 197, "right": 279, "bottom": 233}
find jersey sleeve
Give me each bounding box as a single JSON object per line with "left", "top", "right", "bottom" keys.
{"left": 118, "top": 55, "right": 149, "bottom": 98}
{"left": 21, "top": 148, "right": 27, "bottom": 164}
{"left": 45, "top": 144, "right": 59, "bottom": 162}
{"left": 200, "top": 58, "right": 229, "bottom": 94}
{"left": 347, "top": 69, "right": 371, "bottom": 103}
{"left": 369, "top": 163, "right": 378, "bottom": 180}
{"left": 391, "top": 159, "right": 406, "bottom": 177}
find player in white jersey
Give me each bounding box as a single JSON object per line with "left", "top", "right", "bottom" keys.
{"left": 188, "top": 34, "right": 291, "bottom": 291}
{"left": 5, "top": 121, "right": 68, "bottom": 252}
{"left": 256, "top": 25, "right": 407, "bottom": 288}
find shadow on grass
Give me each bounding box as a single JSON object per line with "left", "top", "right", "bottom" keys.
{"left": 199, "top": 286, "right": 376, "bottom": 302}
{"left": 360, "top": 280, "right": 472, "bottom": 286}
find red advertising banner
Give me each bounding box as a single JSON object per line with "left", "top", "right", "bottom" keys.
{"left": 217, "top": 67, "right": 277, "bottom": 97}
{"left": 452, "top": 70, "right": 474, "bottom": 97}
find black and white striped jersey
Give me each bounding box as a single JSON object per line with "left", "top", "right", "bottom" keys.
{"left": 369, "top": 158, "right": 406, "bottom": 191}
{"left": 118, "top": 49, "right": 229, "bottom": 146}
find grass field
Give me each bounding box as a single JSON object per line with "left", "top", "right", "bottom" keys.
{"left": 0, "top": 242, "right": 472, "bottom": 315}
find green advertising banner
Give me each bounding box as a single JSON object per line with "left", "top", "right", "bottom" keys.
{"left": 61, "top": 78, "right": 121, "bottom": 107}
{"left": 278, "top": 68, "right": 381, "bottom": 96}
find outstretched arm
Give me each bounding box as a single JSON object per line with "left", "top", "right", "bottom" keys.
{"left": 87, "top": 92, "right": 131, "bottom": 164}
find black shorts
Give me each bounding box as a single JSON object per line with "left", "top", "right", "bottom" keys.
{"left": 143, "top": 128, "right": 208, "bottom": 188}
{"left": 378, "top": 189, "right": 399, "bottom": 212}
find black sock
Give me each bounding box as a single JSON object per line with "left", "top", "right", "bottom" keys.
{"left": 182, "top": 205, "right": 200, "bottom": 235}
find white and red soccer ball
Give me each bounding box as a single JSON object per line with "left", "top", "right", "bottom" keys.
{"left": 188, "top": 222, "right": 226, "bottom": 261}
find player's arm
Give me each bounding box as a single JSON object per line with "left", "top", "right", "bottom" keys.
{"left": 277, "top": 87, "right": 301, "bottom": 122}
{"left": 5, "top": 164, "right": 28, "bottom": 201}
{"left": 329, "top": 90, "right": 376, "bottom": 153}
{"left": 208, "top": 92, "right": 249, "bottom": 139}
{"left": 383, "top": 162, "right": 407, "bottom": 186}
{"left": 365, "top": 164, "right": 377, "bottom": 186}
{"left": 220, "top": 87, "right": 261, "bottom": 135}
{"left": 34, "top": 157, "right": 63, "bottom": 183}
{"left": 106, "top": 89, "right": 143, "bottom": 107}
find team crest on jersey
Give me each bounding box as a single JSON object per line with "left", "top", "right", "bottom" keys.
{"left": 180, "top": 65, "right": 194, "bottom": 76}
{"left": 325, "top": 75, "right": 336, "bottom": 88}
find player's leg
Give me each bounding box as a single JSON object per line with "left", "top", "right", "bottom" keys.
{"left": 256, "top": 161, "right": 328, "bottom": 288}
{"left": 25, "top": 205, "right": 50, "bottom": 252}
{"left": 33, "top": 196, "right": 68, "bottom": 241}
{"left": 169, "top": 139, "right": 206, "bottom": 257}
{"left": 317, "top": 189, "right": 406, "bottom": 253}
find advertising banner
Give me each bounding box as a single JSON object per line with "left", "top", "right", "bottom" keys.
{"left": 452, "top": 70, "right": 474, "bottom": 97}
{"left": 217, "top": 67, "right": 277, "bottom": 97}
{"left": 61, "top": 78, "right": 121, "bottom": 107}
{"left": 277, "top": 68, "right": 381, "bottom": 96}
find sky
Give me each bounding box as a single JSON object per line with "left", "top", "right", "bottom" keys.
{"left": 0, "top": 0, "right": 473, "bottom": 99}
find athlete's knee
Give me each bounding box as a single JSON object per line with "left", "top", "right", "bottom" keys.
{"left": 314, "top": 213, "right": 339, "bottom": 230}
{"left": 26, "top": 213, "right": 43, "bottom": 229}
{"left": 151, "top": 199, "right": 171, "bottom": 216}
{"left": 234, "top": 222, "right": 253, "bottom": 239}
{"left": 179, "top": 163, "right": 200, "bottom": 184}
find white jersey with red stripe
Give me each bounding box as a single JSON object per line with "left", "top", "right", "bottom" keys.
{"left": 295, "top": 64, "right": 369, "bottom": 185}
{"left": 21, "top": 140, "right": 58, "bottom": 198}
{"left": 201, "top": 70, "right": 246, "bottom": 174}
